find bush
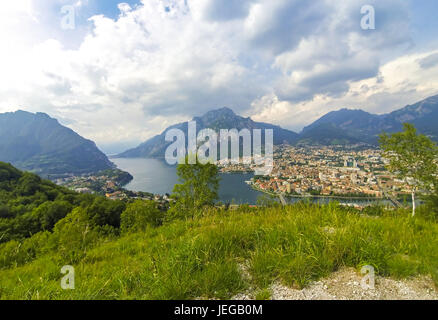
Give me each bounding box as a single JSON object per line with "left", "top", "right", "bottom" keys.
{"left": 0, "top": 232, "right": 50, "bottom": 269}
{"left": 48, "top": 208, "right": 101, "bottom": 264}
{"left": 361, "top": 204, "right": 386, "bottom": 216}
{"left": 16, "top": 173, "right": 42, "bottom": 196}
{"left": 31, "top": 201, "right": 73, "bottom": 230}
{"left": 256, "top": 194, "right": 279, "bottom": 207}
{"left": 0, "top": 205, "right": 11, "bottom": 218}
{"left": 0, "top": 240, "right": 23, "bottom": 269}
{"left": 121, "top": 200, "right": 164, "bottom": 234}
{"left": 424, "top": 190, "right": 438, "bottom": 222}
{"left": 86, "top": 197, "right": 126, "bottom": 228}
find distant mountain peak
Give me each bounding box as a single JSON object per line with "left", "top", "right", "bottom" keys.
{"left": 199, "top": 107, "right": 237, "bottom": 120}
{"left": 116, "top": 107, "right": 298, "bottom": 158}
{"left": 9, "top": 110, "right": 53, "bottom": 120}
{"left": 0, "top": 110, "right": 114, "bottom": 176}
{"left": 328, "top": 108, "right": 372, "bottom": 115}
{"left": 302, "top": 94, "right": 438, "bottom": 145}
{"left": 214, "top": 106, "right": 236, "bottom": 114}
{"left": 35, "top": 111, "right": 52, "bottom": 118}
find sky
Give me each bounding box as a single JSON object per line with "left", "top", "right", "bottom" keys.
{"left": 1, "top": 0, "right": 438, "bottom": 154}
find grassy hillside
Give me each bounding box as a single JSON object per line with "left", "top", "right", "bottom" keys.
{"left": 0, "top": 161, "right": 126, "bottom": 243}
{"left": 1, "top": 202, "right": 437, "bottom": 300}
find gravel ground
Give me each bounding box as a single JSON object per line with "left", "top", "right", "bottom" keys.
{"left": 233, "top": 268, "right": 438, "bottom": 300}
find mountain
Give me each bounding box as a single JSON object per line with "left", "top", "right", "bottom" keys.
{"left": 302, "top": 94, "right": 438, "bottom": 145}
{"left": 0, "top": 110, "right": 114, "bottom": 176}
{"left": 388, "top": 94, "right": 438, "bottom": 139}
{"left": 116, "top": 107, "right": 299, "bottom": 158}
{"left": 297, "top": 123, "right": 361, "bottom": 146}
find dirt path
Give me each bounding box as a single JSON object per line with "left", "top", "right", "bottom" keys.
{"left": 233, "top": 268, "right": 438, "bottom": 300}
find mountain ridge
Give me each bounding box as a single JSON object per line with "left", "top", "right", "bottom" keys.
{"left": 299, "top": 94, "right": 438, "bottom": 145}
{"left": 116, "top": 94, "right": 438, "bottom": 157}
{"left": 3, "top": 94, "right": 437, "bottom": 170}
{"left": 116, "top": 107, "right": 299, "bottom": 158}
{"left": 0, "top": 110, "right": 115, "bottom": 176}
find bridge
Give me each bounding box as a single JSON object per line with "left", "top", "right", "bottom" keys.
{"left": 278, "top": 194, "right": 287, "bottom": 206}
{"left": 375, "top": 175, "right": 405, "bottom": 208}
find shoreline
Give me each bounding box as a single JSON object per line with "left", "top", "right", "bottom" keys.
{"left": 250, "top": 185, "right": 408, "bottom": 202}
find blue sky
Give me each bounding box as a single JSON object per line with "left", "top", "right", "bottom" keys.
{"left": 0, "top": 0, "right": 437, "bottom": 153}
{"left": 88, "top": 0, "right": 141, "bottom": 18}
{"left": 409, "top": 0, "right": 438, "bottom": 49}
{"left": 72, "top": 0, "right": 142, "bottom": 23}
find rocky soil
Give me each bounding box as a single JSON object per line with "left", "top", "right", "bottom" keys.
{"left": 233, "top": 268, "right": 438, "bottom": 300}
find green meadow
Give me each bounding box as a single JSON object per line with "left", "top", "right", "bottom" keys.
{"left": 1, "top": 202, "right": 437, "bottom": 300}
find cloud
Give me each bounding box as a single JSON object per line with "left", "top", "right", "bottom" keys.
{"left": 0, "top": 0, "right": 436, "bottom": 153}
{"left": 251, "top": 50, "right": 438, "bottom": 132}
{"left": 418, "top": 52, "right": 438, "bottom": 69}
{"left": 243, "top": 0, "right": 331, "bottom": 56}
{"left": 272, "top": 0, "right": 412, "bottom": 102}
{"left": 191, "top": 0, "right": 255, "bottom": 22}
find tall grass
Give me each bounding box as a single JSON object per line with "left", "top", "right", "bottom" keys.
{"left": 0, "top": 203, "right": 437, "bottom": 300}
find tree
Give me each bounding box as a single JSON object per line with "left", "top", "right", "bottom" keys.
{"left": 379, "top": 123, "right": 438, "bottom": 216}
{"left": 16, "top": 172, "right": 41, "bottom": 196}
{"left": 32, "top": 201, "right": 73, "bottom": 231}
{"left": 86, "top": 197, "right": 126, "bottom": 228}
{"left": 168, "top": 156, "right": 220, "bottom": 220}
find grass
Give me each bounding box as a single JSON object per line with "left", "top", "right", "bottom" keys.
{"left": 0, "top": 202, "right": 437, "bottom": 300}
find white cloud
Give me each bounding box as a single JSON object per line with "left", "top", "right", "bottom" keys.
{"left": 251, "top": 50, "right": 438, "bottom": 132}
{"left": 0, "top": 0, "right": 436, "bottom": 153}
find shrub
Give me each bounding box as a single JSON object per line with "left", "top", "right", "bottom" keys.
{"left": 0, "top": 232, "right": 50, "bottom": 269}
{"left": 31, "top": 201, "right": 73, "bottom": 230}
{"left": 424, "top": 189, "right": 438, "bottom": 222}
{"left": 48, "top": 208, "right": 101, "bottom": 264}
{"left": 86, "top": 197, "right": 126, "bottom": 228}
{"left": 0, "top": 205, "right": 11, "bottom": 218}
{"left": 361, "top": 204, "right": 386, "bottom": 216}
{"left": 121, "top": 200, "right": 164, "bottom": 234}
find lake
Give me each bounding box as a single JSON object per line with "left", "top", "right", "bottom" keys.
{"left": 112, "top": 158, "right": 392, "bottom": 206}
{"left": 112, "top": 158, "right": 264, "bottom": 204}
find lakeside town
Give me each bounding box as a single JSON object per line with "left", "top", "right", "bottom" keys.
{"left": 54, "top": 168, "right": 170, "bottom": 206}
{"left": 55, "top": 145, "right": 411, "bottom": 206}
{"left": 219, "top": 145, "right": 411, "bottom": 201}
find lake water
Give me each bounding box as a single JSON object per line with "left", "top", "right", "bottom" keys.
{"left": 112, "top": 158, "right": 264, "bottom": 204}
{"left": 112, "top": 158, "right": 392, "bottom": 206}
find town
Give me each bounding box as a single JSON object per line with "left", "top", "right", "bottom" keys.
{"left": 55, "top": 145, "right": 411, "bottom": 206}
{"left": 219, "top": 145, "right": 411, "bottom": 201}
{"left": 54, "top": 168, "right": 170, "bottom": 206}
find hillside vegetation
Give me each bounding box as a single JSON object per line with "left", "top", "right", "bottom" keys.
{"left": 0, "top": 200, "right": 437, "bottom": 300}
{"left": 0, "top": 162, "right": 126, "bottom": 244}
{"left": 1, "top": 134, "right": 438, "bottom": 300}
